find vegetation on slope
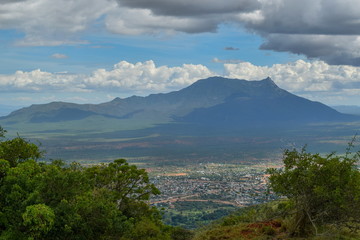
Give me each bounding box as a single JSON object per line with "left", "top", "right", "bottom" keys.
{"left": 194, "top": 140, "right": 360, "bottom": 239}
{"left": 0, "top": 126, "right": 192, "bottom": 240}
{"left": 2, "top": 124, "right": 360, "bottom": 239}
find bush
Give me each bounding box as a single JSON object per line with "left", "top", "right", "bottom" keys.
{"left": 267, "top": 144, "right": 360, "bottom": 236}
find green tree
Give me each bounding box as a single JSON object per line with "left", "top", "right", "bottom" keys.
{"left": 22, "top": 204, "right": 55, "bottom": 239}
{"left": 0, "top": 136, "right": 43, "bottom": 167}
{"left": 86, "top": 159, "right": 160, "bottom": 217}
{"left": 0, "top": 126, "right": 6, "bottom": 138}
{"left": 267, "top": 145, "right": 360, "bottom": 236}
{"left": 0, "top": 127, "right": 170, "bottom": 239}
{"left": 122, "top": 217, "right": 171, "bottom": 240}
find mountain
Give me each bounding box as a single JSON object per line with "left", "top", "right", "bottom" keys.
{"left": 1, "top": 76, "right": 359, "bottom": 163}
{"left": 0, "top": 104, "right": 22, "bottom": 117}
{"left": 180, "top": 78, "right": 356, "bottom": 127}
{"left": 332, "top": 105, "right": 360, "bottom": 116}
{"left": 1, "top": 77, "right": 357, "bottom": 128}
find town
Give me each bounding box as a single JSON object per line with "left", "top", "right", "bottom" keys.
{"left": 148, "top": 162, "right": 281, "bottom": 228}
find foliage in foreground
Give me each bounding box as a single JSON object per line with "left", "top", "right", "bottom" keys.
{"left": 268, "top": 143, "right": 360, "bottom": 237}
{"left": 195, "top": 141, "right": 360, "bottom": 239}
{"left": 0, "top": 128, "right": 185, "bottom": 240}
{"left": 3, "top": 124, "right": 360, "bottom": 239}
{"left": 193, "top": 201, "right": 360, "bottom": 240}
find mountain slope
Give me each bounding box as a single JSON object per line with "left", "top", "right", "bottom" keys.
{"left": 180, "top": 82, "right": 354, "bottom": 127}
{"left": 332, "top": 105, "right": 360, "bottom": 116}
{"left": 0, "top": 77, "right": 357, "bottom": 129}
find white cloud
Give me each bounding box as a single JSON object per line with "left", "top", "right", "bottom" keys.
{"left": 224, "top": 60, "right": 360, "bottom": 104}
{"left": 105, "top": 8, "right": 219, "bottom": 35}
{"left": 1, "top": 58, "right": 360, "bottom": 106}
{"left": 0, "top": 60, "right": 214, "bottom": 94}
{"left": 84, "top": 60, "right": 214, "bottom": 93}
{"left": 2, "top": 60, "right": 360, "bottom": 105}
{"left": 107, "top": 0, "right": 360, "bottom": 65}
{"left": 247, "top": 0, "right": 360, "bottom": 35}
{"left": 0, "top": 0, "right": 115, "bottom": 46}
{"left": 240, "top": 0, "right": 360, "bottom": 65}
{"left": 0, "top": 69, "right": 87, "bottom": 92}
{"left": 2, "top": 0, "right": 360, "bottom": 66}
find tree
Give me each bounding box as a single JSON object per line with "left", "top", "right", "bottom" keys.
{"left": 267, "top": 145, "right": 360, "bottom": 236}
{"left": 0, "top": 126, "right": 6, "bottom": 138}
{"left": 86, "top": 159, "right": 160, "bottom": 214}
{"left": 22, "top": 204, "right": 55, "bottom": 239}
{"left": 0, "top": 136, "right": 43, "bottom": 167}
{"left": 0, "top": 127, "right": 170, "bottom": 239}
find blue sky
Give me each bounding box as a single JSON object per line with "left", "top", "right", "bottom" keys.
{"left": 1, "top": 0, "right": 360, "bottom": 110}
{"left": 1, "top": 25, "right": 295, "bottom": 74}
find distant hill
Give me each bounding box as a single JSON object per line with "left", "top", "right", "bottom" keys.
{"left": 1, "top": 77, "right": 359, "bottom": 163}
{"left": 0, "top": 104, "right": 22, "bottom": 117}
{"left": 332, "top": 105, "right": 360, "bottom": 116}
{"left": 1, "top": 77, "right": 357, "bottom": 129}
{"left": 180, "top": 78, "right": 356, "bottom": 127}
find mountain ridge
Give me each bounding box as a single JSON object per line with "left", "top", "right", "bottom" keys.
{"left": 1, "top": 77, "right": 357, "bottom": 127}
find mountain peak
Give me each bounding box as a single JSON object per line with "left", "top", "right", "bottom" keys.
{"left": 262, "top": 76, "right": 274, "bottom": 83}
{"left": 191, "top": 76, "right": 278, "bottom": 88}
{"left": 261, "top": 77, "right": 277, "bottom": 86}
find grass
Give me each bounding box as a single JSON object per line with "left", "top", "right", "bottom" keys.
{"left": 2, "top": 115, "right": 359, "bottom": 167}
{"left": 192, "top": 201, "right": 360, "bottom": 240}
{"left": 160, "top": 201, "right": 237, "bottom": 229}
{"left": 0, "top": 115, "right": 164, "bottom": 138}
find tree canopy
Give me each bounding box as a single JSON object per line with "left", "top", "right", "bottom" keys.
{"left": 0, "top": 129, "right": 173, "bottom": 240}
{"left": 267, "top": 144, "right": 360, "bottom": 236}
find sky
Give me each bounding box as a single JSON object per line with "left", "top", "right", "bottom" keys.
{"left": 1, "top": 0, "right": 360, "bottom": 110}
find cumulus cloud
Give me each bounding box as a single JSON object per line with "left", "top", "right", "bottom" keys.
{"left": 1, "top": 59, "right": 360, "bottom": 105}
{"left": 0, "top": 0, "right": 115, "bottom": 46}
{"left": 0, "top": 60, "right": 214, "bottom": 94}
{"left": 2, "top": 0, "right": 360, "bottom": 65}
{"left": 245, "top": 0, "right": 360, "bottom": 35}
{"left": 224, "top": 60, "right": 360, "bottom": 104}
{"left": 105, "top": 7, "right": 219, "bottom": 35}
{"left": 0, "top": 0, "right": 25, "bottom": 3}
{"left": 117, "top": 0, "right": 260, "bottom": 16}
{"left": 260, "top": 35, "right": 360, "bottom": 66}
{"left": 111, "top": 0, "right": 360, "bottom": 65}
{"left": 84, "top": 60, "right": 214, "bottom": 92}
{"left": 106, "top": 0, "right": 262, "bottom": 35}
{"left": 0, "top": 69, "right": 86, "bottom": 92}
{"left": 235, "top": 0, "right": 360, "bottom": 65}
{"left": 108, "top": 0, "right": 360, "bottom": 65}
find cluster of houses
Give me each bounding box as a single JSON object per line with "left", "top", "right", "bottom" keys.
{"left": 150, "top": 163, "right": 278, "bottom": 206}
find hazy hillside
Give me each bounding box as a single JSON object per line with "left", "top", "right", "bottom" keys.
{"left": 1, "top": 77, "right": 359, "bottom": 163}
{"left": 0, "top": 104, "right": 21, "bottom": 117}
{"left": 180, "top": 78, "right": 355, "bottom": 127}
{"left": 332, "top": 105, "right": 360, "bottom": 115}
{"left": 1, "top": 77, "right": 356, "bottom": 128}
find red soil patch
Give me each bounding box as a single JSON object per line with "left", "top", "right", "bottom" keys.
{"left": 247, "top": 220, "right": 282, "bottom": 229}
{"left": 238, "top": 220, "right": 282, "bottom": 239}
{"left": 240, "top": 228, "right": 255, "bottom": 238}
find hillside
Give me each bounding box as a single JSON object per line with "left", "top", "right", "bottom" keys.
{"left": 1, "top": 77, "right": 359, "bottom": 163}
{"left": 332, "top": 105, "right": 360, "bottom": 116}
{"left": 180, "top": 78, "right": 353, "bottom": 127}
{"left": 1, "top": 77, "right": 356, "bottom": 127}
{"left": 193, "top": 146, "right": 360, "bottom": 240}
{"left": 0, "top": 104, "right": 21, "bottom": 117}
